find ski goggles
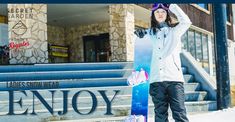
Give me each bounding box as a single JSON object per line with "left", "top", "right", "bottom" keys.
{"left": 152, "top": 3, "right": 170, "bottom": 12}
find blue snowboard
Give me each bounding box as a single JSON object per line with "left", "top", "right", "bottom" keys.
{"left": 129, "top": 35, "right": 153, "bottom": 122}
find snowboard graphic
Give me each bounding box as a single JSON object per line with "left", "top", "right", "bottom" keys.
{"left": 127, "top": 34, "right": 153, "bottom": 122}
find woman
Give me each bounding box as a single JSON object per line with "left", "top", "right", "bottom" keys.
{"left": 135, "top": 4, "right": 192, "bottom": 122}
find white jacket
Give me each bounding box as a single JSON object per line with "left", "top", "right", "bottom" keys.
{"left": 147, "top": 4, "right": 192, "bottom": 83}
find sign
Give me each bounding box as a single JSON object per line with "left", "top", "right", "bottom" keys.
{"left": 9, "top": 40, "right": 29, "bottom": 49}
{"left": 49, "top": 45, "right": 69, "bottom": 58}
{"left": 8, "top": 7, "right": 33, "bottom": 19}
{"left": 12, "top": 20, "right": 27, "bottom": 36}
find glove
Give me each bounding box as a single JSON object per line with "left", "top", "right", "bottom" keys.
{"left": 134, "top": 29, "right": 147, "bottom": 38}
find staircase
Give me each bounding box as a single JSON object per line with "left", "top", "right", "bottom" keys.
{"left": 0, "top": 62, "right": 216, "bottom": 122}
{"left": 176, "top": 67, "right": 217, "bottom": 112}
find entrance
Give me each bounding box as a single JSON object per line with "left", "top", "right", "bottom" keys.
{"left": 83, "top": 33, "right": 110, "bottom": 62}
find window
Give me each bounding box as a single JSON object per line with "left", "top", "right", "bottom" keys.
{"left": 191, "top": 4, "right": 210, "bottom": 14}
{"left": 202, "top": 34, "right": 209, "bottom": 73}
{"left": 181, "top": 29, "right": 210, "bottom": 74}
{"left": 188, "top": 30, "right": 196, "bottom": 58}
{"left": 195, "top": 32, "right": 203, "bottom": 63}
{"left": 181, "top": 31, "right": 188, "bottom": 51}
{"left": 197, "top": 4, "right": 209, "bottom": 10}
{"left": 211, "top": 36, "right": 216, "bottom": 75}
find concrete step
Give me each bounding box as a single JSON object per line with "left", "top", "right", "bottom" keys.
{"left": 0, "top": 86, "right": 132, "bottom": 100}
{"left": 0, "top": 62, "right": 133, "bottom": 73}
{"left": 0, "top": 63, "right": 187, "bottom": 74}
{"left": 0, "top": 78, "right": 129, "bottom": 90}
{"left": 184, "top": 83, "right": 200, "bottom": 91}
{"left": 184, "top": 101, "right": 217, "bottom": 112}
{"left": 0, "top": 83, "right": 204, "bottom": 100}
{"left": 0, "top": 78, "right": 200, "bottom": 91}
{"left": 0, "top": 62, "right": 215, "bottom": 122}
{"left": 148, "top": 101, "right": 217, "bottom": 121}
{"left": 0, "top": 87, "right": 208, "bottom": 113}
{"left": 0, "top": 100, "right": 217, "bottom": 122}
{"left": 185, "top": 91, "right": 207, "bottom": 101}
{"left": 0, "top": 92, "right": 208, "bottom": 112}
{"left": 49, "top": 116, "right": 127, "bottom": 122}
{"left": 0, "top": 69, "right": 132, "bottom": 81}
{"left": 184, "top": 74, "right": 194, "bottom": 83}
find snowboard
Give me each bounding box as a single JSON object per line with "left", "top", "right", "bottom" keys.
{"left": 127, "top": 34, "right": 153, "bottom": 122}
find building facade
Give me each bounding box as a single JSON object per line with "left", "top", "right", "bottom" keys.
{"left": 0, "top": 4, "right": 235, "bottom": 103}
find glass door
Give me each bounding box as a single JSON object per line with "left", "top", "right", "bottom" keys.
{"left": 84, "top": 36, "right": 96, "bottom": 62}
{"left": 83, "top": 33, "right": 109, "bottom": 62}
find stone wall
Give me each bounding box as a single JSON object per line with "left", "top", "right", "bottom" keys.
{"left": 47, "top": 25, "right": 68, "bottom": 63}
{"left": 47, "top": 25, "right": 65, "bottom": 46}
{"left": 64, "top": 23, "right": 109, "bottom": 62}
{"left": 6, "top": 4, "right": 149, "bottom": 63}
{"left": 8, "top": 4, "right": 48, "bottom": 64}
{"left": 125, "top": 5, "right": 135, "bottom": 61}
{"left": 48, "top": 4, "right": 146, "bottom": 63}
{"left": 109, "top": 4, "right": 135, "bottom": 62}
{"left": 47, "top": 4, "right": 144, "bottom": 63}
{"left": 47, "top": 23, "right": 109, "bottom": 62}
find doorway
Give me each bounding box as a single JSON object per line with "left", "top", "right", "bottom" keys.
{"left": 83, "top": 33, "right": 110, "bottom": 62}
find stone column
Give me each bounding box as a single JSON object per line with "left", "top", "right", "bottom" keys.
{"left": 8, "top": 4, "right": 48, "bottom": 64}
{"left": 109, "top": 4, "right": 134, "bottom": 61}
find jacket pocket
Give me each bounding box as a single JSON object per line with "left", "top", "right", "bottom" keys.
{"left": 172, "top": 55, "right": 180, "bottom": 71}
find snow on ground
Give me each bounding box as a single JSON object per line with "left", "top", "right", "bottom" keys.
{"left": 148, "top": 107, "right": 235, "bottom": 122}
{"left": 187, "top": 107, "right": 235, "bottom": 122}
